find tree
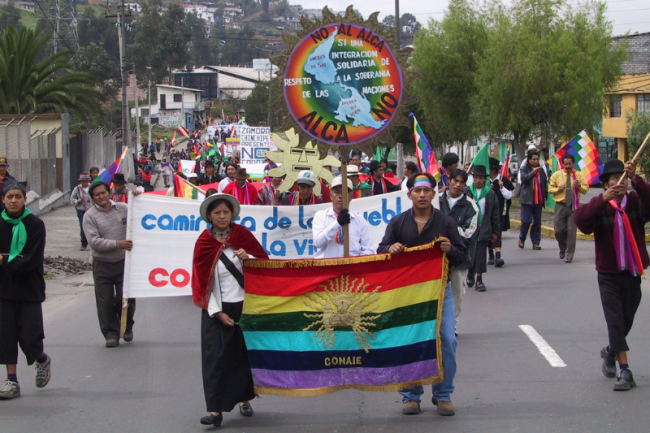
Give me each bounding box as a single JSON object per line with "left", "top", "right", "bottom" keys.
{"left": 401, "top": 13, "right": 421, "bottom": 34}
{"left": 381, "top": 15, "right": 395, "bottom": 30}
{"left": 245, "top": 82, "right": 283, "bottom": 129}
{"left": 411, "top": 0, "right": 487, "bottom": 147}
{"left": 0, "top": 0, "right": 21, "bottom": 32}
{"left": 627, "top": 111, "right": 650, "bottom": 175}
{"left": 72, "top": 43, "right": 121, "bottom": 100}
{"left": 77, "top": 8, "right": 120, "bottom": 64}
{"left": 261, "top": 0, "right": 269, "bottom": 14}
{"left": 273, "top": 0, "right": 292, "bottom": 17}
{"left": 472, "top": 0, "right": 626, "bottom": 160}
{"left": 0, "top": 26, "right": 104, "bottom": 118}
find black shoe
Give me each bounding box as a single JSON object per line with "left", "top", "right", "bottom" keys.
{"left": 488, "top": 258, "right": 495, "bottom": 266}
{"left": 466, "top": 275, "right": 475, "bottom": 288}
{"left": 600, "top": 347, "right": 616, "bottom": 378}
{"left": 239, "top": 402, "right": 254, "bottom": 417}
{"left": 123, "top": 330, "right": 133, "bottom": 342}
{"left": 614, "top": 369, "right": 636, "bottom": 391}
{"left": 495, "top": 258, "right": 505, "bottom": 267}
{"left": 559, "top": 251, "right": 565, "bottom": 260}
{"left": 200, "top": 413, "right": 223, "bottom": 426}
{"left": 475, "top": 280, "right": 486, "bottom": 292}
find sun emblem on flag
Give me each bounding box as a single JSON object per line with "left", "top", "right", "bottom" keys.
{"left": 303, "top": 275, "right": 381, "bottom": 353}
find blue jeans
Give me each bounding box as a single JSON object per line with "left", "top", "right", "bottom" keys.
{"left": 77, "top": 209, "right": 88, "bottom": 248}
{"left": 519, "top": 204, "right": 543, "bottom": 246}
{"left": 400, "top": 282, "right": 457, "bottom": 403}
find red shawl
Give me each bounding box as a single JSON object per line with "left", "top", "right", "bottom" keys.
{"left": 191, "top": 224, "right": 269, "bottom": 310}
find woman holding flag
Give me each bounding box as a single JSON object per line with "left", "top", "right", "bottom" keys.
{"left": 192, "top": 193, "right": 268, "bottom": 426}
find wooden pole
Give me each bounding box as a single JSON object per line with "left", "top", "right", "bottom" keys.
{"left": 340, "top": 154, "right": 350, "bottom": 257}
{"left": 616, "top": 131, "right": 650, "bottom": 185}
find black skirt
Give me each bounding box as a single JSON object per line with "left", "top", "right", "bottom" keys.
{"left": 201, "top": 302, "right": 255, "bottom": 413}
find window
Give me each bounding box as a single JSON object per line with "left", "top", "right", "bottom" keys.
{"left": 637, "top": 94, "right": 650, "bottom": 113}
{"left": 141, "top": 108, "right": 149, "bottom": 116}
{"left": 160, "top": 94, "right": 166, "bottom": 110}
{"left": 610, "top": 95, "right": 622, "bottom": 118}
{"left": 173, "top": 94, "right": 182, "bottom": 103}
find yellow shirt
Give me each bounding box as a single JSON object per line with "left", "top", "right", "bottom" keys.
{"left": 548, "top": 169, "right": 589, "bottom": 204}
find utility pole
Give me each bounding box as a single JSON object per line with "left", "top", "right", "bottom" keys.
{"left": 395, "top": 0, "right": 400, "bottom": 48}
{"left": 115, "top": 0, "right": 131, "bottom": 158}
{"left": 267, "top": 63, "right": 272, "bottom": 127}
{"left": 181, "top": 75, "right": 185, "bottom": 129}
{"left": 148, "top": 79, "right": 152, "bottom": 151}
{"left": 134, "top": 67, "right": 140, "bottom": 148}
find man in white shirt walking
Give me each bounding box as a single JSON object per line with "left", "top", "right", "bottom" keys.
{"left": 312, "top": 176, "right": 374, "bottom": 258}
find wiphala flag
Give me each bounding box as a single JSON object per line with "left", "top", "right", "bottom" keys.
{"left": 240, "top": 241, "right": 447, "bottom": 397}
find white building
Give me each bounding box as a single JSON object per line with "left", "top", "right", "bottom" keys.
{"left": 132, "top": 85, "right": 203, "bottom": 129}
{"left": 124, "top": 2, "right": 141, "bottom": 13}
{"left": 183, "top": 3, "right": 215, "bottom": 24}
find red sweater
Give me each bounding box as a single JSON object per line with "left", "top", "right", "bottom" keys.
{"left": 574, "top": 175, "right": 650, "bottom": 273}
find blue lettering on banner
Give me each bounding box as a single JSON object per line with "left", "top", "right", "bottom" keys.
{"left": 141, "top": 214, "right": 205, "bottom": 231}
{"left": 294, "top": 239, "right": 315, "bottom": 256}
{"left": 363, "top": 197, "right": 402, "bottom": 226}
{"left": 264, "top": 208, "right": 293, "bottom": 230}
{"left": 262, "top": 232, "right": 287, "bottom": 257}
{"left": 299, "top": 206, "right": 313, "bottom": 229}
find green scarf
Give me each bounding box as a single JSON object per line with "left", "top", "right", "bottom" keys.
{"left": 1, "top": 207, "right": 31, "bottom": 262}
{"left": 469, "top": 184, "right": 490, "bottom": 224}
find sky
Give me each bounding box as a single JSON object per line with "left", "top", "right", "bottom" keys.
{"left": 297, "top": 0, "right": 650, "bottom": 36}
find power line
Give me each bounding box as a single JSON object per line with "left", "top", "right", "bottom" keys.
{"left": 32, "top": 0, "right": 76, "bottom": 53}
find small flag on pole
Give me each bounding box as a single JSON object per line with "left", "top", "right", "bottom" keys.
{"left": 500, "top": 143, "right": 511, "bottom": 179}
{"left": 553, "top": 130, "right": 604, "bottom": 186}
{"left": 95, "top": 147, "right": 128, "bottom": 185}
{"left": 177, "top": 125, "right": 190, "bottom": 138}
{"left": 412, "top": 114, "right": 441, "bottom": 182}
{"left": 172, "top": 173, "right": 204, "bottom": 200}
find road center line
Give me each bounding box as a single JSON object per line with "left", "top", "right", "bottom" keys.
{"left": 518, "top": 324, "right": 567, "bottom": 368}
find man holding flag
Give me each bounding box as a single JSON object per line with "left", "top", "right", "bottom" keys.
{"left": 548, "top": 154, "right": 589, "bottom": 263}
{"left": 574, "top": 159, "right": 650, "bottom": 391}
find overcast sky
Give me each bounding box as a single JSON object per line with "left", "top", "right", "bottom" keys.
{"left": 297, "top": 0, "right": 650, "bottom": 36}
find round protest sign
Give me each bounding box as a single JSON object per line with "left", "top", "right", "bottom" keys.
{"left": 283, "top": 23, "right": 403, "bottom": 146}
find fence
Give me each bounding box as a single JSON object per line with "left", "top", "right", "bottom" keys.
{"left": 69, "top": 129, "right": 120, "bottom": 188}
{"left": 0, "top": 123, "right": 58, "bottom": 196}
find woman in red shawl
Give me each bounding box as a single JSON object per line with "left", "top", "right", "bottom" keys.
{"left": 192, "top": 193, "right": 268, "bottom": 427}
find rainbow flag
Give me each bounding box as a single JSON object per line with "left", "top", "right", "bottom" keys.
{"left": 500, "top": 142, "right": 511, "bottom": 179}
{"left": 170, "top": 131, "right": 176, "bottom": 145}
{"left": 95, "top": 147, "right": 128, "bottom": 184}
{"left": 411, "top": 115, "right": 441, "bottom": 182}
{"left": 177, "top": 125, "right": 190, "bottom": 138}
{"left": 554, "top": 130, "right": 604, "bottom": 186}
{"left": 239, "top": 242, "right": 446, "bottom": 396}
{"left": 172, "top": 173, "right": 203, "bottom": 199}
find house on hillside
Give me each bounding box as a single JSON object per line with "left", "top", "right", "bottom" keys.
{"left": 132, "top": 85, "right": 204, "bottom": 130}
{"left": 602, "top": 32, "right": 650, "bottom": 162}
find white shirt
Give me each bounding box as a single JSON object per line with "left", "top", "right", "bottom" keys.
{"left": 312, "top": 207, "right": 375, "bottom": 259}
{"left": 218, "top": 177, "right": 233, "bottom": 193}
{"left": 446, "top": 194, "right": 462, "bottom": 210}
{"left": 207, "top": 246, "right": 245, "bottom": 316}
{"left": 400, "top": 178, "right": 409, "bottom": 191}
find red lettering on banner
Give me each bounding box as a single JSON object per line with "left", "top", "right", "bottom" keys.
{"left": 170, "top": 269, "right": 190, "bottom": 287}
{"left": 150, "top": 268, "right": 168, "bottom": 287}
{"left": 148, "top": 268, "right": 190, "bottom": 288}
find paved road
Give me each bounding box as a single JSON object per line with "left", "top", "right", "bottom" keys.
{"left": 1, "top": 212, "right": 649, "bottom": 432}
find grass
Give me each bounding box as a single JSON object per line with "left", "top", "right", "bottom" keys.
{"left": 19, "top": 9, "right": 39, "bottom": 29}
{"left": 44, "top": 274, "right": 55, "bottom": 280}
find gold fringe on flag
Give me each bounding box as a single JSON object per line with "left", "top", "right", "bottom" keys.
{"left": 254, "top": 375, "right": 443, "bottom": 397}
{"left": 245, "top": 239, "right": 445, "bottom": 269}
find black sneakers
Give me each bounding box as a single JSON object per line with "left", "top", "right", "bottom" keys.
{"left": 614, "top": 369, "right": 636, "bottom": 391}
{"left": 600, "top": 347, "right": 616, "bottom": 378}
{"left": 466, "top": 274, "right": 475, "bottom": 288}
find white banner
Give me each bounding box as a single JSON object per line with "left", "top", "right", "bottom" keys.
{"left": 179, "top": 160, "right": 196, "bottom": 175}
{"left": 124, "top": 190, "right": 425, "bottom": 298}
{"left": 238, "top": 126, "right": 271, "bottom": 176}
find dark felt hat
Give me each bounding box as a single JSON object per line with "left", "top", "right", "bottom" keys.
{"left": 368, "top": 160, "right": 382, "bottom": 173}
{"left": 600, "top": 159, "right": 625, "bottom": 183}
{"left": 113, "top": 173, "right": 126, "bottom": 185}
{"left": 489, "top": 157, "right": 500, "bottom": 171}
{"left": 473, "top": 165, "right": 488, "bottom": 177}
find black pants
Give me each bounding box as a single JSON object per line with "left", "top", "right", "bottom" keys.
{"left": 598, "top": 272, "right": 642, "bottom": 352}
{"left": 0, "top": 300, "right": 44, "bottom": 365}
{"left": 468, "top": 240, "right": 489, "bottom": 277}
{"left": 92, "top": 260, "right": 136, "bottom": 339}
{"left": 201, "top": 302, "right": 255, "bottom": 413}
{"left": 77, "top": 209, "right": 88, "bottom": 248}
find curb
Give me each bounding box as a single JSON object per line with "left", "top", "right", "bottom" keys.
{"left": 509, "top": 219, "right": 650, "bottom": 242}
